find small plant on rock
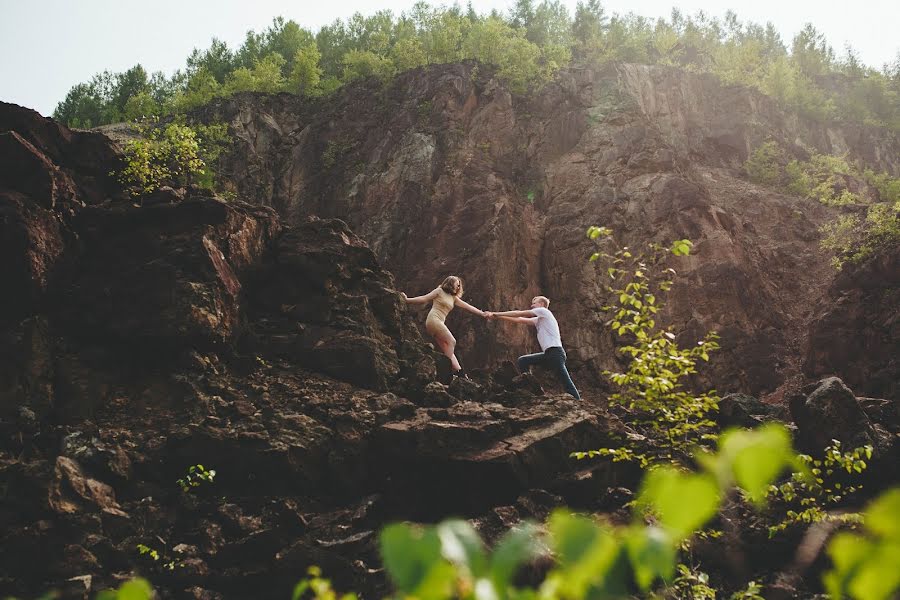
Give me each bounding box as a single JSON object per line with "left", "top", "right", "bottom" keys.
{"left": 766, "top": 440, "right": 871, "bottom": 537}
{"left": 176, "top": 463, "right": 216, "bottom": 492}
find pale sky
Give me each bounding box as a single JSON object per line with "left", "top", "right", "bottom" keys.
{"left": 1, "top": 0, "right": 898, "bottom": 117}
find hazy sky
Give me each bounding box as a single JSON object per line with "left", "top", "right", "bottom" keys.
{"left": 1, "top": 0, "right": 898, "bottom": 117}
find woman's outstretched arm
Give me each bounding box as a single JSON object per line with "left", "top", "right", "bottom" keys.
{"left": 402, "top": 288, "right": 440, "bottom": 305}
{"left": 454, "top": 297, "right": 486, "bottom": 317}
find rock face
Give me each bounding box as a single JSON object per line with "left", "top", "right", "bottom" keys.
{"left": 803, "top": 245, "right": 900, "bottom": 400}
{"left": 0, "top": 102, "right": 634, "bottom": 599}
{"left": 199, "top": 62, "right": 899, "bottom": 399}
{"left": 1, "top": 58, "right": 898, "bottom": 597}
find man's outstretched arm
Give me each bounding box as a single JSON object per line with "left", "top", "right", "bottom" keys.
{"left": 497, "top": 315, "right": 538, "bottom": 325}
{"left": 490, "top": 309, "right": 538, "bottom": 318}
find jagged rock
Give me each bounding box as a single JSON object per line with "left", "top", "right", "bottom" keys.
{"left": 243, "top": 217, "right": 434, "bottom": 391}
{"left": 788, "top": 377, "right": 877, "bottom": 453}
{"left": 717, "top": 393, "right": 785, "bottom": 428}
{"left": 141, "top": 185, "right": 185, "bottom": 206}
{"left": 0, "top": 131, "right": 77, "bottom": 209}
{"left": 57, "top": 197, "right": 280, "bottom": 353}
{"left": 804, "top": 245, "right": 900, "bottom": 400}
{"left": 859, "top": 397, "right": 900, "bottom": 433}
{"left": 0, "top": 317, "right": 54, "bottom": 421}
{"left": 0, "top": 191, "right": 68, "bottom": 321}
{"left": 48, "top": 456, "right": 127, "bottom": 517}
{"left": 207, "top": 63, "right": 899, "bottom": 400}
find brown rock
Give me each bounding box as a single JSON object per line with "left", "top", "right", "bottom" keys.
{"left": 48, "top": 456, "right": 127, "bottom": 517}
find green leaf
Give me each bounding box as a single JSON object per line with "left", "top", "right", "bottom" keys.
{"left": 546, "top": 511, "right": 624, "bottom": 597}
{"left": 624, "top": 525, "right": 676, "bottom": 590}
{"left": 865, "top": 488, "right": 900, "bottom": 538}
{"left": 670, "top": 239, "right": 694, "bottom": 256}
{"left": 637, "top": 468, "right": 720, "bottom": 540}
{"left": 380, "top": 523, "right": 453, "bottom": 596}
{"left": 848, "top": 540, "right": 900, "bottom": 600}
{"left": 719, "top": 424, "right": 794, "bottom": 505}
{"left": 115, "top": 579, "right": 154, "bottom": 600}
{"left": 489, "top": 522, "right": 542, "bottom": 589}
{"left": 437, "top": 519, "right": 488, "bottom": 577}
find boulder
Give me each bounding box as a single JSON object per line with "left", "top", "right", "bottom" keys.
{"left": 788, "top": 377, "right": 877, "bottom": 453}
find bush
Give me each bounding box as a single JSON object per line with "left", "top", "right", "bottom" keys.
{"left": 573, "top": 229, "right": 719, "bottom": 468}
{"left": 744, "top": 141, "right": 784, "bottom": 186}
{"left": 117, "top": 118, "right": 230, "bottom": 196}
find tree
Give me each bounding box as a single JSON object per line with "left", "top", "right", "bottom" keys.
{"left": 571, "top": 0, "right": 607, "bottom": 60}
{"left": 391, "top": 37, "right": 427, "bottom": 72}
{"left": 186, "top": 38, "right": 236, "bottom": 83}
{"left": 111, "top": 65, "right": 150, "bottom": 116}
{"left": 316, "top": 19, "right": 352, "bottom": 80}
{"left": 791, "top": 23, "right": 833, "bottom": 80}
{"left": 341, "top": 50, "right": 395, "bottom": 83}
{"left": 122, "top": 91, "right": 161, "bottom": 121}
{"left": 287, "top": 42, "right": 323, "bottom": 95}
{"left": 172, "top": 67, "right": 221, "bottom": 112}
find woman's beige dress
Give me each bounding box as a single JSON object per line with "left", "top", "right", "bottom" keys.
{"left": 425, "top": 289, "right": 455, "bottom": 338}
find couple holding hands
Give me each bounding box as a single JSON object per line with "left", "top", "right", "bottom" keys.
{"left": 401, "top": 275, "right": 580, "bottom": 399}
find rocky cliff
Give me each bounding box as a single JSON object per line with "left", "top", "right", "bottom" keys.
{"left": 195, "top": 61, "right": 899, "bottom": 399}
{"left": 0, "top": 100, "right": 633, "bottom": 598}
{"left": 0, "top": 59, "right": 898, "bottom": 599}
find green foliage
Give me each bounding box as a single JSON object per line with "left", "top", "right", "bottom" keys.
{"left": 766, "top": 441, "right": 871, "bottom": 536}
{"left": 224, "top": 53, "right": 286, "bottom": 94}
{"left": 341, "top": 50, "right": 396, "bottom": 83}
{"left": 786, "top": 154, "right": 861, "bottom": 206}
{"left": 575, "top": 228, "right": 720, "bottom": 467}
{"left": 744, "top": 141, "right": 900, "bottom": 269}
{"left": 823, "top": 488, "right": 900, "bottom": 600}
{"left": 321, "top": 138, "right": 355, "bottom": 169}
{"left": 135, "top": 543, "right": 159, "bottom": 561}
{"left": 136, "top": 543, "right": 178, "bottom": 571}
{"left": 377, "top": 425, "right": 795, "bottom": 599}
{"left": 94, "top": 578, "right": 154, "bottom": 600}
{"left": 176, "top": 463, "right": 216, "bottom": 492}
{"left": 293, "top": 566, "right": 357, "bottom": 600}
{"left": 116, "top": 119, "right": 229, "bottom": 196}
{"left": 53, "top": 4, "right": 900, "bottom": 132}
{"left": 287, "top": 42, "right": 323, "bottom": 95}
{"left": 668, "top": 564, "right": 717, "bottom": 600}
{"left": 743, "top": 141, "right": 785, "bottom": 186}
{"left": 820, "top": 201, "right": 900, "bottom": 269}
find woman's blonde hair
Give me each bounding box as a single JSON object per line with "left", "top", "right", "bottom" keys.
{"left": 440, "top": 275, "right": 463, "bottom": 297}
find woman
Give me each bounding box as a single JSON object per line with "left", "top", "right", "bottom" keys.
{"left": 402, "top": 275, "right": 485, "bottom": 377}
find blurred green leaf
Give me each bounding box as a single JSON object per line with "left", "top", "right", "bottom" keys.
{"left": 489, "top": 521, "right": 542, "bottom": 589}
{"left": 638, "top": 468, "right": 720, "bottom": 540}
{"left": 438, "top": 519, "right": 488, "bottom": 577}
{"left": 624, "top": 525, "right": 676, "bottom": 590}
{"left": 546, "top": 510, "right": 623, "bottom": 596}
{"left": 380, "top": 523, "right": 454, "bottom": 598}
{"left": 865, "top": 488, "right": 900, "bottom": 538}
{"left": 724, "top": 424, "right": 795, "bottom": 505}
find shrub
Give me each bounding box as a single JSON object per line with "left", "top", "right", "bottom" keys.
{"left": 117, "top": 118, "right": 230, "bottom": 196}
{"left": 744, "top": 141, "right": 784, "bottom": 186}
{"left": 573, "top": 228, "right": 719, "bottom": 467}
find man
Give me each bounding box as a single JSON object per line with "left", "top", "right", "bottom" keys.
{"left": 486, "top": 296, "right": 580, "bottom": 399}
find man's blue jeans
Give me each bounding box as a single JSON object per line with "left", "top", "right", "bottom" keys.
{"left": 517, "top": 346, "right": 580, "bottom": 399}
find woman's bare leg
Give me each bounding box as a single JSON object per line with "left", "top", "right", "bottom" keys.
{"left": 433, "top": 331, "right": 462, "bottom": 372}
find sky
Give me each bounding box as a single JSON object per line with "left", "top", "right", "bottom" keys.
{"left": 1, "top": 0, "right": 898, "bottom": 118}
